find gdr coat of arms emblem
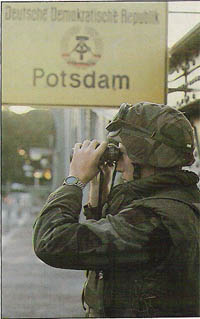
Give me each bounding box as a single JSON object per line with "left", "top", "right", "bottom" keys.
{"left": 61, "top": 26, "right": 103, "bottom": 68}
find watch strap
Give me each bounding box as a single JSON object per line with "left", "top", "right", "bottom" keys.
{"left": 75, "top": 180, "right": 86, "bottom": 190}
{"left": 63, "top": 176, "right": 86, "bottom": 190}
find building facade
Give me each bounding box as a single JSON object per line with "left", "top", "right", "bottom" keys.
{"left": 168, "top": 23, "right": 200, "bottom": 182}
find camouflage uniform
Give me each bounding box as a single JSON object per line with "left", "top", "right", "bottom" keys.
{"left": 33, "top": 103, "right": 200, "bottom": 317}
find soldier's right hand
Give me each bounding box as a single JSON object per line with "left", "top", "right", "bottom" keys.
{"left": 69, "top": 139, "right": 108, "bottom": 185}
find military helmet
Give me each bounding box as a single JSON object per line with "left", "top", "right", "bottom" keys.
{"left": 106, "top": 102, "right": 195, "bottom": 168}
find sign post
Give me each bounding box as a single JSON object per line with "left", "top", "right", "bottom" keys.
{"left": 2, "top": 2, "right": 168, "bottom": 107}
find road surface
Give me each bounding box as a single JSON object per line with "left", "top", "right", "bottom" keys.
{"left": 2, "top": 214, "right": 86, "bottom": 318}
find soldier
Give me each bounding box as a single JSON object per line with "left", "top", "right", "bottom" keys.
{"left": 33, "top": 102, "right": 200, "bottom": 318}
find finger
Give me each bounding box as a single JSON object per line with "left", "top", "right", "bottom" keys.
{"left": 90, "top": 139, "right": 99, "bottom": 149}
{"left": 74, "top": 143, "right": 82, "bottom": 151}
{"left": 95, "top": 141, "right": 108, "bottom": 158}
{"left": 82, "top": 140, "right": 90, "bottom": 148}
{"left": 96, "top": 141, "right": 108, "bottom": 151}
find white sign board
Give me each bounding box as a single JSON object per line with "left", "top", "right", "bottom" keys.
{"left": 2, "top": 2, "right": 168, "bottom": 107}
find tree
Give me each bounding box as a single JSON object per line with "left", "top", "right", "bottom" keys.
{"left": 2, "top": 108, "right": 56, "bottom": 186}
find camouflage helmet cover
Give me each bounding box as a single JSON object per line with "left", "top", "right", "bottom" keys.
{"left": 106, "top": 102, "right": 195, "bottom": 168}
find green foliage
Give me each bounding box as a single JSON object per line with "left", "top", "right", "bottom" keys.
{"left": 2, "top": 108, "right": 56, "bottom": 186}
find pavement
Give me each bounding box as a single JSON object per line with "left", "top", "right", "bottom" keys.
{"left": 2, "top": 214, "right": 86, "bottom": 319}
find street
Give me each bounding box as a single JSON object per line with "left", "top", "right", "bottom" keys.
{"left": 2, "top": 214, "right": 85, "bottom": 318}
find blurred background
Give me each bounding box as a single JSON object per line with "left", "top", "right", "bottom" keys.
{"left": 2, "top": 1, "right": 200, "bottom": 318}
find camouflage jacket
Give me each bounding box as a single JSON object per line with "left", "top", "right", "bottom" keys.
{"left": 33, "top": 170, "right": 200, "bottom": 317}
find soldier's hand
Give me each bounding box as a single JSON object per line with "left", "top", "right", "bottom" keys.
{"left": 89, "top": 164, "right": 113, "bottom": 206}
{"left": 69, "top": 140, "right": 108, "bottom": 184}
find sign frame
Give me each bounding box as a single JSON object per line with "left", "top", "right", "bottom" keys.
{"left": 2, "top": 2, "right": 168, "bottom": 108}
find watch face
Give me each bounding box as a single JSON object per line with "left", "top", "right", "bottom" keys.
{"left": 65, "top": 176, "right": 78, "bottom": 185}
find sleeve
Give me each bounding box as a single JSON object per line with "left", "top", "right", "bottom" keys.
{"left": 33, "top": 185, "right": 165, "bottom": 271}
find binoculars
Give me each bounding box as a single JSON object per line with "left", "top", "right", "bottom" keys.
{"left": 99, "top": 143, "right": 122, "bottom": 166}
{"left": 70, "top": 143, "right": 122, "bottom": 166}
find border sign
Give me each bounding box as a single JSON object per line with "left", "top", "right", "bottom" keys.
{"left": 2, "top": 2, "right": 168, "bottom": 107}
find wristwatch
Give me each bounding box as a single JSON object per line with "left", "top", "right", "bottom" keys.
{"left": 63, "top": 176, "right": 86, "bottom": 190}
